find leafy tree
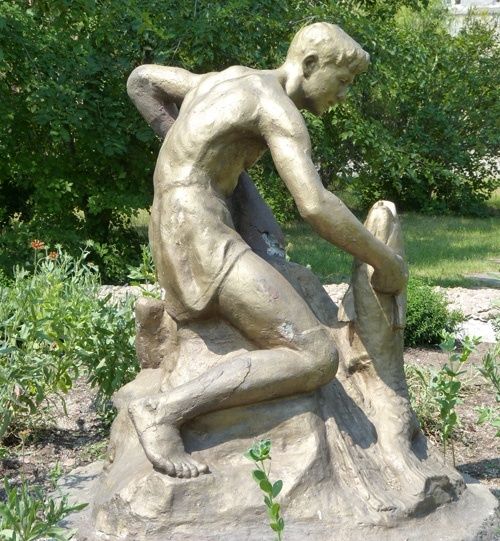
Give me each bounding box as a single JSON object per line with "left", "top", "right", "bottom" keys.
{"left": 343, "top": 3, "right": 500, "bottom": 214}
{"left": 0, "top": 1, "right": 498, "bottom": 282}
{"left": 0, "top": 0, "right": 293, "bottom": 280}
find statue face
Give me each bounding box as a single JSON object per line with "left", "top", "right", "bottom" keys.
{"left": 302, "top": 61, "right": 355, "bottom": 115}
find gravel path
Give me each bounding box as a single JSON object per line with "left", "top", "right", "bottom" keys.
{"left": 324, "top": 283, "right": 499, "bottom": 343}
{"left": 101, "top": 282, "right": 499, "bottom": 343}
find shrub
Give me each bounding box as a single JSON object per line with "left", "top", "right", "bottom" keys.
{"left": 0, "top": 217, "right": 144, "bottom": 285}
{"left": 0, "top": 247, "right": 138, "bottom": 441}
{"left": 0, "top": 476, "right": 86, "bottom": 541}
{"left": 405, "top": 334, "right": 479, "bottom": 464}
{"left": 404, "top": 279, "right": 463, "bottom": 347}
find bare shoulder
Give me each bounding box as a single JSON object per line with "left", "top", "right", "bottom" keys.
{"left": 191, "top": 66, "right": 262, "bottom": 98}
{"left": 212, "top": 69, "right": 306, "bottom": 133}
{"left": 255, "top": 76, "right": 308, "bottom": 141}
{"left": 182, "top": 68, "right": 272, "bottom": 116}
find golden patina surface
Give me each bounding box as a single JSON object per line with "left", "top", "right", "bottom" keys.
{"left": 126, "top": 22, "right": 407, "bottom": 479}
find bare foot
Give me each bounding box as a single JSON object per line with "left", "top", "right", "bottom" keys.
{"left": 128, "top": 397, "right": 209, "bottom": 478}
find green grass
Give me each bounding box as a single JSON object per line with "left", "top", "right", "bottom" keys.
{"left": 400, "top": 213, "right": 499, "bottom": 287}
{"left": 131, "top": 200, "right": 499, "bottom": 287}
{"left": 284, "top": 222, "right": 353, "bottom": 283}
{"left": 130, "top": 208, "right": 150, "bottom": 241}
{"left": 488, "top": 188, "right": 500, "bottom": 211}
{"left": 284, "top": 211, "right": 500, "bottom": 286}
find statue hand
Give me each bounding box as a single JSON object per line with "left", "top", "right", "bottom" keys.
{"left": 370, "top": 253, "right": 408, "bottom": 295}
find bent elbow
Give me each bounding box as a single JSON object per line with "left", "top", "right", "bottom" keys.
{"left": 126, "top": 65, "right": 149, "bottom": 101}
{"left": 298, "top": 196, "right": 324, "bottom": 223}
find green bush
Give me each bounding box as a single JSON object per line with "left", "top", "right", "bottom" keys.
{"left": 404, "top": 279, "right": 463, "bottom": 347}
{"left": 343, "top": 4, "right": 500, "bottom": 215}
{"left": 0, "top": 217, "right": 144, "bottom": 285}
{"left": 0, "top": 248, "right": 138, "bottom": 441}
{"left": 1, "top": 0, "right": 498, "bottom": 273}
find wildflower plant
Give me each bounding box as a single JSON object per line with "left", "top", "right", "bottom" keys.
{"left": 245, "top": 439, "right": 285, "bottom": 540}
{"left": 0, "top": 477, "right": 87, "bottom": 541}
{"left": 435, "top": 333, "right": 479, "bottom": 465}
{"left": 476, "top": 343, "right": 500, "bottom": 437}
{"left": 0, "top": 246, "right": 138, "bottom": 440}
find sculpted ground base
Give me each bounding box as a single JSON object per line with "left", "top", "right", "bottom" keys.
{"left": 61, "top": 461, "right": 498, "bottom": 540}
{"left": 63, "top": 203, "right": 499, "bottom": 540}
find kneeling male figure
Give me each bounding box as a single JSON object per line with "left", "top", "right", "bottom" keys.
{"left": 127, "top": 22, "right": 407, "bottom": 478}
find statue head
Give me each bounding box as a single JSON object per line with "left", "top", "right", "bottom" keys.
{"left": 285, "top": 22, "right": 370, "bottom": 115}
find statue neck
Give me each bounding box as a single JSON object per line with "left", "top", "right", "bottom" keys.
{"left": 273, "top": 62, "right": 305, "bottom": 109}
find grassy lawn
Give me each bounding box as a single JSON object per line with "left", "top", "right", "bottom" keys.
{"left": 284, "top": 211, "right": 500, "bottom": 287}
{"left": 133, "top": 198, "right": 499, "bottom": 288}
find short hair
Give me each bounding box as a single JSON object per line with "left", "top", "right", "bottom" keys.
{"left": 287, "top": 22, "right": 370, "bottom": 75}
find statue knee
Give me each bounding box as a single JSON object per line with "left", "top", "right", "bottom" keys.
{"left": 302, "top": 327, "right": 338, "bottom": 387}
{"left": 319, "top": 338, "right": 339, "bottom": 384}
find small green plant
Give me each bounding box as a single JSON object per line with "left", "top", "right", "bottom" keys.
{"left": 127, "top": 244, "right": 156, "bottom": 285}
{"left": 245, "top": 439, "right": 284, "bottom": 541}
{"left": 476, "top": 343, "right": 500, "bottom": 437}
{"left": 405, "top": 280, "right": 463, "bottom": 347}
{"left": 48, "top": 462, "right": 64, "bottom": 491}
{"left": 405, "top": 364, "right": 440, "bottom": 437}
{"left": 80, "top": 439, "right": 109, "bottom": 462}
{"left": 476, "top": 406, "right": 500, "bottom": 437}
{"left": 0, "top": 478, "right": 87, "bottom": 541}
{"left": 434, "top": 333, "right": 478, "bottom": 465}
{"left": 478, "top": 344, "right": 500, "bottom": 401}
{"left": 406, "top": 335, "right": 481, "bottom": 459}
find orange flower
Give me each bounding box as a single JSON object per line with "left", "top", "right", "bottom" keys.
{"left": 48, "top": 251, "right": 58, "bottom": 260}
{"left": 30, "top": 239, "right": 45, "bottom": 250}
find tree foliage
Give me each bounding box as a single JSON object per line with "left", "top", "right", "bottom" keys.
{"left": 339, "top": 3, "right": 500, "bottom": 214}
{"left": 0, "top": 1, "right": 498, "bottom": 281}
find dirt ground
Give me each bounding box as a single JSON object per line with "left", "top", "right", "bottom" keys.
{"left": 1, "top": 286, "right": 498, "bottom": 506}
{"left": 405, "top": 344, "right": 499, "bottom": 497}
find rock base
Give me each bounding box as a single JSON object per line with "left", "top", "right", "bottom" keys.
{"left": 67, "top": 201, "right": 498, "bottom": 540}
{"left": 62, "top": 461, "right": 498, "bottom": 541}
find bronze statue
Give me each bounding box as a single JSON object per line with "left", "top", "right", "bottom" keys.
{"left": 126, "top": 22, "right": 407, "bottom": 479}
{"left": 80, "top": 22, "right": 496, "bottom": 541}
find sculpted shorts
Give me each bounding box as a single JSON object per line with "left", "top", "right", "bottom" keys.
{"left": 150, "top": 184, "right": 250, "bottom": 321}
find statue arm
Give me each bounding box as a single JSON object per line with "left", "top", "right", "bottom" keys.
{"left": 262, "top": 102, "right": 407, "bottom": 294}
{"left": 126, "top": 64, "right": 204, "bottom": 138}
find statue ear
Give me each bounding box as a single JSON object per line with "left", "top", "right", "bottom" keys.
{"left": 302, "top": 54, "right": 318, "bottom": 79}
